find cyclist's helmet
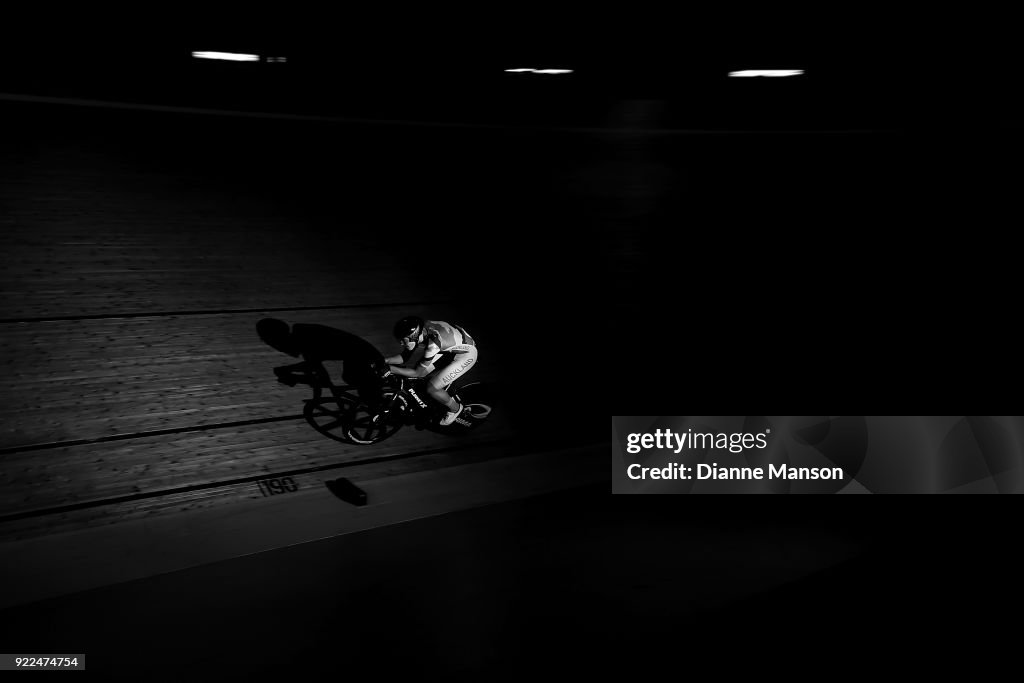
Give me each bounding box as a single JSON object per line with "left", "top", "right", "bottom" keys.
{"left": 392, "top": 316, "right": 424, "bottom": 343}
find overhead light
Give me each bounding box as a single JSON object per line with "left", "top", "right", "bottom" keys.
{"left": 504, "top": 68, "right": 574, "bottom": 74}
{"left": 192, "top": 51, "right": 260, "bottom": 62}
{"left": 265, "top": 56, "right": 288, "bottom": 63}
{"left": 729, "top": 69, "right": 804, "bottom": 77}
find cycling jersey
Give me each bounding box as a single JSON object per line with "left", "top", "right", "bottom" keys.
{"left": 416, "top": 321, "right": 475, "bottom": 370}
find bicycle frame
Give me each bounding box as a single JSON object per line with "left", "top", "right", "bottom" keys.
{"left": 374, "top": 376, "right": 440, "bottom": 426}
{"left": 303, "top": 370, "right": 490, "bottom": 446}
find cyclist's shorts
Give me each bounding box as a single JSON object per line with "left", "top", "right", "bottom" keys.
{"left": 428, "top": 345, "right": 478, "bottom": 390}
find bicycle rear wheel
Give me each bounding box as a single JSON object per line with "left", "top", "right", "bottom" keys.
{"left": 454, "top": 382, "right": 493, "bottom": 419}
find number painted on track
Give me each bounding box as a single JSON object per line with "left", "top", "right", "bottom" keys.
{"left": 257, "top": 476, "right": 299, "bottom": 496}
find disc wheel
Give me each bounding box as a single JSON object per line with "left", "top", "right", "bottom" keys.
{"left": 453, "top": 382, "right": 493, "bottom": 421}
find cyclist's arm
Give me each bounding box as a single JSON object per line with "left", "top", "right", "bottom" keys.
{"left": 389, "top": 364, "right": 430, "bottom": 379}
{"left": 386, "top": 343, "right": 422, "bottom": 367}
{"left": 389, "top": 343, "right": 435, "bottom": 379}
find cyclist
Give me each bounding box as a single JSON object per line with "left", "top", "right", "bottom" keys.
{"left": 383, "top": 316, "right": 477, "bottom": 426}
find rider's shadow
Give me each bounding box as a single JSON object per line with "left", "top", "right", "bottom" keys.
{"left": 256, "top": 318, "right": 384, "bottom": 441}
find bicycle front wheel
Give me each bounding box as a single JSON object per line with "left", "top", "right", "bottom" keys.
{"left": 304, "top": 395, "right": 360, "bottom": 443}
{"left": 344, "top": 393, "right": 408, "bottom": 445}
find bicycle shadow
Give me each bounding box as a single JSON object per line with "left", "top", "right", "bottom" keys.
{"left": 256, "top": 317, "right": 384, "bottom": 444}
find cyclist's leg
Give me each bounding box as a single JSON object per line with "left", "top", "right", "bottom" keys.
{"left": 426, "top": 346, "right": 478, "bottom": 412}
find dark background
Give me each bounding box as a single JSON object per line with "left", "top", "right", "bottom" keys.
{"left": 2, "top": 8, "right": 1021, "bottom": 678}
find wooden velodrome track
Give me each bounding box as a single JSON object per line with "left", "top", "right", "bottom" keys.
{"left": 0, "top": 98, "right": 607, "bottom": 609}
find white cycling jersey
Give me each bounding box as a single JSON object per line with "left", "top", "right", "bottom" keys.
{"left": 412, "top": 320, "right": 475, "bottom": 369}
